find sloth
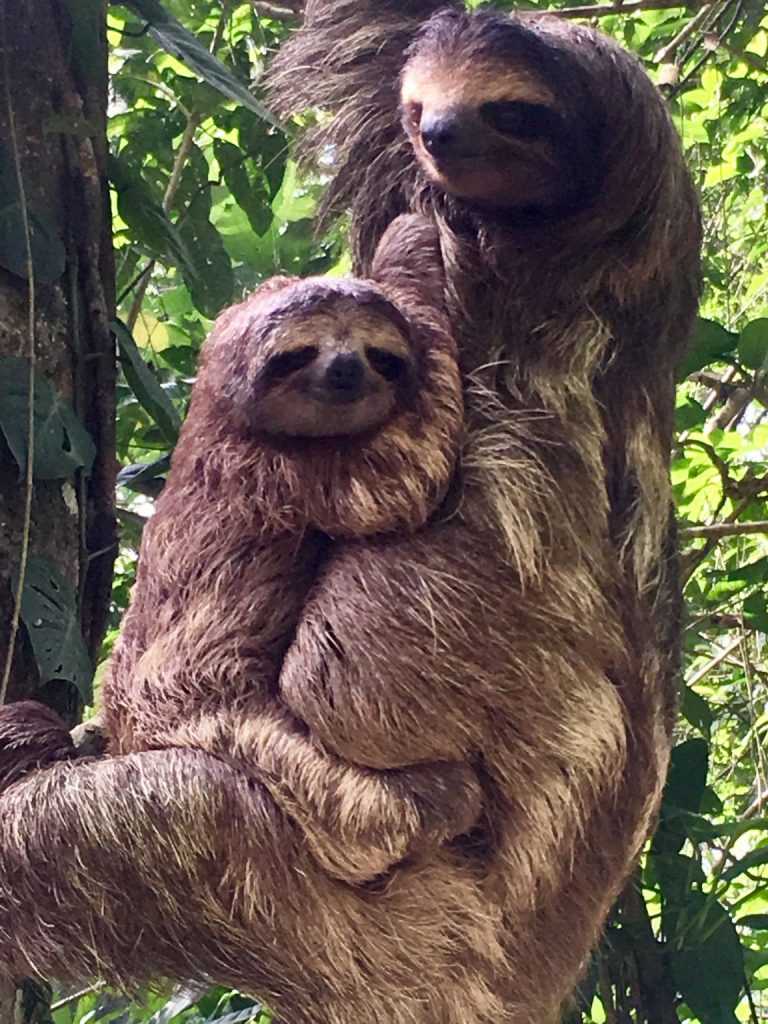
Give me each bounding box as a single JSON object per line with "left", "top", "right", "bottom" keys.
{"left": 273, "top": 1, "right": 703, "bottom": 1018}
{"left": 0, "top": 10, "right": 704, "bottom": 1024}
{"left": 100, "top": 212, "right": 480, "bottom": 886}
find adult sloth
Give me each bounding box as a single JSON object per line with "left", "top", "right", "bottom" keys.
{"left": 268, "top": 2, "right": 702, "bottom": 1019}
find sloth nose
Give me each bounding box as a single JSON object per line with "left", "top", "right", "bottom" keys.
{"left": 324, "top": 353, "right": 365, "bottom": 400}
{"left": 421, "top": 111, "right": 472, "bottom": 159}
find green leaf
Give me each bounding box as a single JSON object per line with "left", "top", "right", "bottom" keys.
{"left": 668, "top": 893, "right": 744, "bottom": 1023}
{"left": 117, "top": 454, "right": 171, "bottom": 497}
{"left": 680, "top": 685, "right": 713, "bottom": 737}
{"left": 665, "top": 738, "right": 709, "bottom": 812}
{"left": 123, "top": 0, "right": 281, "bottom": 127}
{"left": 738, "top": 318, "right": 768, "bottom": 370}
{"left": 0, "top": 357, "right": 96, "bottom": 479}
{"left": 113, "top": 320, "right": 182, "bottom": 445}
{"left": 653, "top": 739, "right": 709, "bottom": 854}
{"left": 177, "top": 193, "right": 234, "bottom": 318}
{"left": 238, "top": 117, "right": 289, "bottom": 199}
{"left": 743, "top": 592, "right": 768, "bottom": 633}
{"left": 737, "top": 914, "right": 768, "bottom": 930}
{"left": 214, "top": 140, "right": 273, "bottom": 236}
{"left": 13, "top": 556, "right": 93, "bottom": 703}
{"left": 677, "top": 318, "right": 739, "bottom": 380}
{"left": 109, "top": 154, "right": 197, "bottom": 277}
{"left": 0, "top": 202, "right": 66, "bottom": 284}
{"left": 721, "top": 843, "right": 768, "bottom": 882}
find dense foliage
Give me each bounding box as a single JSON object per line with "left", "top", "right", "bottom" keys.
{"left": 47, "top": 0, "right": 768, "bottom": 1021}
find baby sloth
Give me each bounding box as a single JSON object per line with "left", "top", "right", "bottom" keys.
{"left": 50, "top": 213, "right": 476, "bottom": 885}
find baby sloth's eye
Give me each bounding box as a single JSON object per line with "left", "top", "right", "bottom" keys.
{"left": 406, "top": 102, "right": 423, "bottom": 128}
{"left": 265, "top": 346, "right": 318, "bottom": 379}
{"left": 480, "top": 101, "right": 554, "bottom": 140}
{"left": 366, "top": 346, "right": 408, "bottom": 383}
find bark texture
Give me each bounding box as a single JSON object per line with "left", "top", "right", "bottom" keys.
{"left": 0, "top": 0, "right": 115, "bottom": 722}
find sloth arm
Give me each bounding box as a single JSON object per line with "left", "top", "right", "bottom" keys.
{"left": 279, "top": 505, "right": 500, "bottom": 771}
{"left": 99, "top": 523, "right": 480, "bottom": 885}
{"left": 0, "top": 709, "right": 325, "bottom": 993}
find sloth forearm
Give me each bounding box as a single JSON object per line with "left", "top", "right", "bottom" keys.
{"left": 0, "top": 747, "right": 299, "bottom": 990}
{"left": 140, "top": 704, "right": 482, "bottom": 883}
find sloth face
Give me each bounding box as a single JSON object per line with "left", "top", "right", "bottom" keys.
{"left": 401, "top": 14, "right": 598, "bottom": 214}
{"left": 251, "top": 303, "right": 415, "bottom": 439}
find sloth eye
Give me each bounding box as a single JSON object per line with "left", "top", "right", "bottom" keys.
{"left": 405, "top": 102, "right": 423, "bottom": 128}
{"left": 265, "top": 346, "right": 318, "bottom": 379}
{"left": 480, "top": 101, "right": 555, "bottom": 140}
{"left": 366, "top": 346, "right": 408, "bottom": 383}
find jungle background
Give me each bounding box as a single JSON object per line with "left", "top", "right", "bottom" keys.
{"left": 0, "top": 0, "right": 767, "bottom": 1021}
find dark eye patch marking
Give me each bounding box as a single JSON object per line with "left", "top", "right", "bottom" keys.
{"left": 366, "top": 346, "right": 408, "bottom": 383}
{"left": 480, "top": 101, "right": 559, "bottom": 141}
{"left": 265, "top": 345, "right": 318, "bottom": 379}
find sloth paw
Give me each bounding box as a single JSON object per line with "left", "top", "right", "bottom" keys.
{"left": 0, "top": 701, "right": 76, "bottom": 792}
{"left": 399, "top": 759, "right": 484, "bottom": 850}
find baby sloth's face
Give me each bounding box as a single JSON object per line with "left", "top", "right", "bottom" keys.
{"left": 252, "top": 303, "right": 416, "bottom": 439}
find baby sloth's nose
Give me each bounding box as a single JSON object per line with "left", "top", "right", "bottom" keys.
{"left": 421, "top": 112, "right": 461, "bottom": 158}
{"left": 324, "top": 352, "right": 365, "bottom": 401}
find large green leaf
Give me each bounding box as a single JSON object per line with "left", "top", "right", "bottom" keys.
{"left": 667, "top": 893, "right": 744, "bottom": 1024}
{"left": 123, "top": 0, "right": 281, "bottom": 127}
{"left": 14, "top": 555, "right": 93, "bottom": 703}
{"left": 214, "top": 140, "right": 273, "bottom": 236}
{"left": 177, "top": 192, "right": 235, "bottom": 318}
{"left": 0, "top": 357, "right": 96, "bottom": 479}
{"left": 721, "top": 843, "right": 768, "bottom": 883}
{"left": 113, "top": 320, "right": 182, "bottom": 445}
{"left": 109, "top": 153, "right": 198, "bottom": 278}
{"left": 677, "top": 318, "right": 739, "bottom": 381}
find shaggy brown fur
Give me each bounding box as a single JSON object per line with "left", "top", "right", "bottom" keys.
{"left": 0, "top": 10, "right": 703, "bottom": 1022}
{"left": 0, "top": 215, "right": 494, "bottom": 1013}
{"left": 265, "top": 3, "right": 703, "bottom": 1020}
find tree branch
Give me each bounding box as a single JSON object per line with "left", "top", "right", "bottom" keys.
{"left": 680, "top": 520, "right": 768, "bottom": 539}
{"left": 552, "top": 0, "right": 709, "bottom": 19}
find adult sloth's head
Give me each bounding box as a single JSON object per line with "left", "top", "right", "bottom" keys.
{"left": 401, "top": 10, "right": 602, "bottom": 217}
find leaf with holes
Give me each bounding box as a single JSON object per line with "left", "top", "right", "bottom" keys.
{"left": 14, "top": 556, "right": 93, "bottom": 703}
{"left": 0, "top": 357, "right": 96, "bottom": 479}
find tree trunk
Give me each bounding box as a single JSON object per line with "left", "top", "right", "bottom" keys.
{"left": 0, "top": 0, "right": 115, "bottom": 725}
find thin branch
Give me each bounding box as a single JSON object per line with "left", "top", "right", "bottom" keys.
{"left": 686, "top": 635, "right": 743, "bottom": 688}
{"left": 251, "top": 1, "right": 298, "bottom": 19}
{"left": 654, "top": 2, "right": 720, "bottom": 62}
{"left": 50, "top": 983, "right": 105, "bottom": 1013}
{"left": 0, "top": 8, "right": 36, "bottom": 706}
{"left": 551, "top": 0, "right": 707, "bottom": 19}
{"left": 680, "top": 520, "right": 768, "bottom": 539}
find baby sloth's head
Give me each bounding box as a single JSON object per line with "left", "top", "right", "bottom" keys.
{"left": 219, "top": 279, "right": 419, "bottom": 440}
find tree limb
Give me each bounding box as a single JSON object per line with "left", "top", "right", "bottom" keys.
{"left": 552, "top": 0, "right": 710, "bottom": 19}
{"left": 680, "top": 520, "right": 768, "bottom": 539}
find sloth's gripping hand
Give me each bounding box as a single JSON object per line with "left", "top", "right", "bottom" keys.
{"left": 148, "top": 704, "right": 482, "bottom": 884}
